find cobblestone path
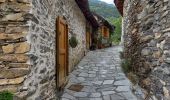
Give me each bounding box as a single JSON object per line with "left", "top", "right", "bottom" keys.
{"left": 61, "top": 46, "right": 138, "bottom": 100}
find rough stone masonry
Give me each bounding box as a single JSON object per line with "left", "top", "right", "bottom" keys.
{"left": 123, "top": 0, "right": 170, "bottom": 99}
{"left": 0, "top": 0, "right": 31, "bottom": 97}
{"left": 0, "top": 0, "right": 87, "bottom": 99}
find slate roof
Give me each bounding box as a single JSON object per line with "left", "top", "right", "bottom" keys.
{"left": 92, "top": 12, "right": 115, "bottom": 32}
{"left": 75, "top": 0, "right": 115, "bottom": 32}
{"left": 114, "top": 0, "right": 124, "bottom": 16}
{"left": 75, "top": 0, "right": 99, "bottom": 28}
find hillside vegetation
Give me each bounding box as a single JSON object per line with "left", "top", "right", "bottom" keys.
{"left": 89, "top": 0, "right": 120, "bottom": 18}
{"left": 89, "top": 0, "right": 122, "bottom": 44}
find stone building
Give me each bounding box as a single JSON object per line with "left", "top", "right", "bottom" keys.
{"left": 115, "top": 0, "right": 170, "bottom": 99}
{"left": 0, "top": 0, "right": 99, "bottom": 99}
{"left": 93, "top": 13, "right": 115, "bottom": 48}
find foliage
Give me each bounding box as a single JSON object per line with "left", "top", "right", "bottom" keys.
{"left": 120, "top": 52, "right": 139, "bottom": 85}
{"left": 89, "top": 0, "right": 122, "bottom": 44}
{"left": 127, "top": 72, "right": 139, "bottom": 85}
{"left": 121, "top": 58, "right": 132, "bottom": 73}
{"left": 98, "top": 34, "right": 103, "bottom": 44}
{"left": 0, "top": 91, "right": 13, "bottom": 100}
{"left": 69, "top": 36, "right": 78, "bottom": 48}
{"left": 108, "top": 17, "right": 122, "bottom": 44}
{"left": 89, "top": 0, "right": 121, "bottom": 19}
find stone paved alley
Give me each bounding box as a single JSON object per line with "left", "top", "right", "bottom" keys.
{"left": 60, "top": 46, "right": 139, "bottom": 100}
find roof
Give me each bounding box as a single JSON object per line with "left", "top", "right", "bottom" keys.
{"left": 93, "top": 13, "right": 115, "bottom": 32}
{"left": 75, "top": 0, "right": 99, "bottom": 28}
{"left": 114, "top": 0, "right": 124, "bottom": 16}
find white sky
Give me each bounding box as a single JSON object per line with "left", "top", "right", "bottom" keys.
{"left": 100, "top": 0, "right": 114, "bottom": 4}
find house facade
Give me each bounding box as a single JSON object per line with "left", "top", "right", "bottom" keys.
{"left": 86, "top": 21, "right": 93, "bottom": 50}
{"left": 0, "top": 0, "right": 97, "bottom": 99}
{"left": 93, "top": 13, "right": 115, "bottom": 48}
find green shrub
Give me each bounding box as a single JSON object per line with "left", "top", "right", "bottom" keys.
{"left": 0, "top": 91, "right": 13, "bottom": 100}
{"left": 121, "top": 58, "right": 132, "bottom": 73}
{"left": 108, "top": 17, "right": 122, "bottom": 44}
{"left": 69, "top": 36, "right": 78, "bottom": 48}
{"left": 127, "top": 72, "right": 139, "bottom": 85}
{"left": 119, "top": 51, "right": 124, "bottom": 59}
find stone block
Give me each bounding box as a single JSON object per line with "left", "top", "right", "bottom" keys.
{"left": 0, "top": 3, "right": 31, "bottom": 12}
{"left": 102, "top": 91, "right": 115, "bottom": 95}
{"left": 138, "top": 8, "right": 147, "bottom": 20}
{"left": 164, "top": 0, "right": 169, "bottom": 2}
{"left": 2, "top": 42, "right": 30, "bottom": 54}
{"left": 7, "top": 63, "right": 30, "bottom": 68}
{"left": 0, "top": 32, "right": 27, "bottom": 40}
{"left": 8, "top": 0, "right": 14, "bottom": 2}
{"left": 0, "top": 85, "right": 18, "bottom": 93}
{"left": 140, "top": 35, "right": 153, "bottom": 43}
{"left": 0, "top": 0, "right": 5, "bottom": 3}
{"left": 163, "top": 87, "right": 170, "bottom": 98}
{"left": 0, "top": 28, "right": 5, "bottom": 32}
{"left": 2, "top": 13, "right": 24, "bottom": 21}
{"left": 155, "top": 33, "right": 162, "bottom": 39}
{"left": 17, "top": 0, "right": 30, "bottom": 3}
{"left": 141, "top": 48, "right": 152, "bottom": 56}
{"left": 165, "top": 58, "right": 170, "bottom": 64}
{"left": 0, "top": 68, "right": 30, "bottom": 78}
{"left": 148, "top": 40, "right": 156, "bottom": 47}
{"left": 163, "top": 28, "right": 170, "bottom": 33}
{"left": 90, "top": 93, "right": 101, "bottom": 97}
{"left": 73, "top": 92, "right": 88, "bottom": 97}
{"left": 5, "top": 26, "right": 29, "bottom": 34}
{"left": 161, "top": 11, "right": 169, "bottom": 18}
{"left": 103, "top": 80, "right": 114, "bottom": 85}
{"left": 153, "top": 50, "right": 162, "bottom": 58}
{"left": 157, "top": 40, "right": 165, "bottom": 50}
{"left": 15, "top": 42, "right": 30, "bottom": 53}
{"left": 142, "top": 78, "right": 151, "bottom": 87}
{"left": 0, "top": 77, "right": 25, "bottom": 85}
{"left": 0, "top": 54, "right": 29, "bottom": 63}
{"left": 111, "top": 94, "right": 125, "bottom": 100}
{"left": 2, "top": 44, "right": 14, "bottom": 53}
{"left": 164, "top": 50, "right": 170, "bottom": 56}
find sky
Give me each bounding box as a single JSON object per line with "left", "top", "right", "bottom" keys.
{"left": 100, "top": 0, "right": 114, "bottom": 4}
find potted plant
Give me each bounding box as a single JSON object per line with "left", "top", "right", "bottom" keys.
{"left": 98, "top": 35, "right": 103, "bottom": 49}
{"left": 69, "top": 35, "right": 78, "bottom": 48}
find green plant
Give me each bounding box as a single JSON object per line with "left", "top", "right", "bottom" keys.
{"left": 69, "top": 36, "right": 78, "bottom": 48}
{"left": 108, "top": 17, "right": 122, "bottom": 44}
{"left": 119, "top": 51, "right": 124, "bottom": 59}
{"left": 121, "top": 58, "right": 132, "bottom": 73}
{"left": 0, "top": 91, "right": 13, "bottom": 100}
{"left": 98, "top": 34, "right": 103, "bottom": 44}
{"left": 127, "top": 72, "right": 139, "bottom": 85}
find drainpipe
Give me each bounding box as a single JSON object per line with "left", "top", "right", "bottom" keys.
{"left": 120, "top": 18, "right": 124, "bottom": 46}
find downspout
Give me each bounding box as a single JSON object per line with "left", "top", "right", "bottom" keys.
{"left": 120, "top": 18, "right": 124, "bottom": 45}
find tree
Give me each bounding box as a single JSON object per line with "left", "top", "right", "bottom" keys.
{"left": 107, "top": 17, "right": 122, "bottom": 44}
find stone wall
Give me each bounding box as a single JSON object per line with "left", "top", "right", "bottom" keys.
{"left": 24, "top": 0, "right": 86, "bottom": 99}
{"left": 0, "top": 0, "right": 86, "bottom": 99}
{"left": 123, "top": 0, "right": 170, "bottom": 99}
{"left": 0, "top": 0, "right": 31, "bottom": 96}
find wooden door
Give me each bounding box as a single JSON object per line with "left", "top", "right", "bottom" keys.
{"left": 56, "top": 16, "right": 68, "bottom": 89}
{"left": 86, "top": 32, "right": 90, "bottom": 49}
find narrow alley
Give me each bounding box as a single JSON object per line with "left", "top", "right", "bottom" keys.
{"left": 61, "top": 46, "right": 137, "bottom": 100}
